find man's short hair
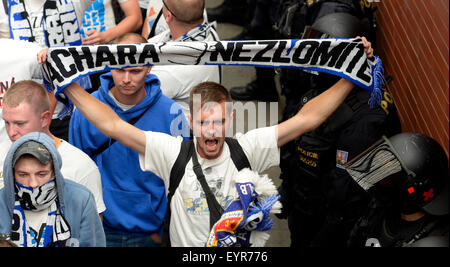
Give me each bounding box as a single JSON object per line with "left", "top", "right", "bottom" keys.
{"left": 189, "top": 81, "right": 232, "bottom": 115}
{"left": 113, "top": 32, "right": 148, "bottom": 44}
{"left": 3, "top": 80, "right": 50, "bottom": 114}
{"left": 169, "top": 0, "right": 204, "bottom": 24}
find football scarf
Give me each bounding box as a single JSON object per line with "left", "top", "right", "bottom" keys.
{"left": 8, "top": 0, "right": 82, "bottom": 47}
{"left": 178, "top": 22, "right": 216, "bottom": 42}
{"left": 11, "top": 179, "right": 71, "bottom": 247}
{"left": 42, "top": 38, "right": 384, "bottom": 116}
{"left": 205, "top": 169, "right": 281, "bottom": 247}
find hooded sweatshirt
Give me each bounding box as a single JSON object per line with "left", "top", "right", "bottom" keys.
{"left": 69, "top": 72, "right": 188, "bottom": 236}
{"left": 0, "top": 132, "right": 105, "bottom": 246}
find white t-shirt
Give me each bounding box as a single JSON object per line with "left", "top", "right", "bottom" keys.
{"left": 0, "top": 39, "right": 42, "bottom": 87}
{"left": 144, "top": 0, "right": 166, "bottom": 37}
{"left": 139, "top": 126, "right": 280, "bottom": 247}
{"left": 57, "top": 139, "right": 106, "bottom": 213}
{"left": 80, "top": 0, "right": 128, "bottom": 38}
{"left": 138, "top": 0, "right": 149, "bottom": 9}
{"left": 0, "top": 138, "right": 106, "bottom": 214}
{"left": 24, "top": 208, "right": 48, "bottom": 246}
{"left": 0, "top": 3, "right": 9, "bottom": 38}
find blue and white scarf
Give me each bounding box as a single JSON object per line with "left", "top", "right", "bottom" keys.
{"left": 8, "top": 0, "right": 82, "bottom": 47}
{"left": 11, "top": 179, "right": 71, "bottom": 247}
{"left": 42, "top": 38, "right": 384, "bottom": 116}
{"left": 178, "top": 22, "right": 217, "bottom": 42}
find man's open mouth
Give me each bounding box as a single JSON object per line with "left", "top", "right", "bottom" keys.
{"left": 205, "top": 138, "right": 219, "bottom": 151}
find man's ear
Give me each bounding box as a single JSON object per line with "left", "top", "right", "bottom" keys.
{"left": 163, "top": 8, "right": 173, "bottom": 24}
{"left": 226, "top": 111, "right": 234, "bottom": 125}
{"left": 41, "top": 110, "right": 52, "bottom": 129}
{"left": 227, "top": 111, "right": 234, "bottom": 130}
{"left": 187, "top": 113, "right": 193, "bottom": 130}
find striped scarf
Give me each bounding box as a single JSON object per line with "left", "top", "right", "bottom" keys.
{"left": 42, "top": 38, "right": 384, "bottom": 116}
{"left": 11, "top": 179, "right": 71, "bottom": 247}
{"left": 8, "top": 0, "right": 82, "bottom": 47}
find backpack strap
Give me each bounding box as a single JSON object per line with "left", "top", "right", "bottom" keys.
{"left": 2, "top": 0, "right": 7, "bottom": 15}
{"left": 167, "top": 140, "right": 194, "bottom": 203}
{"left": 91, "top": 107, "right": 150, "bottom": 157}
{"left": 225, "top": 138, "right": 251, "bottom": 171}
{"left": 191, "top": 142, "right": 225, "bottom": 230}
{"left": 162, "top": 139, "right": 194, "bottom": 247}
{"left": 148, "top": 8, "right": 163, "bottom": 39}
{"left": 111, "top": 0, "right": 123, "bottom": 25}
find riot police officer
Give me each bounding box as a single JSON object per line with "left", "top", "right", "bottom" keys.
{"left": 346, "top": 133, "right": 449, "bottom": 247}
{"left": 277, "top": 3, "right": 402, "bottom": 247}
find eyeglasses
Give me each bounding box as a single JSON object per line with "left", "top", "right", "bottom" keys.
{"left": 162, "top": 0, "right": 178, "bottom": 19}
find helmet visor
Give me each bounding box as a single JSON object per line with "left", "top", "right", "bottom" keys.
{"left": 344, "top": 137, "right": 403, "bottom": 191}
{"left": 301, "top": 26, "right": 331, "bottom": 39}
{"left": 346, "top": 135, "right": 449, "bottom": 216}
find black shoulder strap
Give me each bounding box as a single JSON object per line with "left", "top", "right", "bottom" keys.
{"left": 404, "top": 217, "right": 447, "bottom": 246}
{"left": 162, "top": 139, "right": 194, "bottom": 247}
{"left": 167, "top": 138, "right": 251, "bottom": 205}
{"left": 3, "top": 0, "right": 8, "bottom": 15}
{"left": 148, "top": 9, "right": 163, "bottom": 39}
{"left": 191, "top": 143, "right": 224, "bottom": 230}
{"left": 167, "top": 140, "right": 194, "bottom": 204}
{"left": 111, "top": 0, "right": 123, "bottom": 25}
{"left": 91, "top": 108, "right": 149, "bottom": 156}
{"left": 225, "top": 137, "right": 251, "bottom": 171}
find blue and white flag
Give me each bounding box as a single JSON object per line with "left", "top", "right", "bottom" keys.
{"left": 9, "top": 0, "right": 82, "bottom": 47}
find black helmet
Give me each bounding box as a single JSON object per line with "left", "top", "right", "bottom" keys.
{"left": 345, "top": 132, "right": 449, "bottom": 216}
{"left": 302, "top": 12, "right": 364, "bottom": 39}
{"left": 388, "top": 133, "right": 449, "bottom": 215}
{"left": 301, "top": 12, "right": 365, "bottom": 85}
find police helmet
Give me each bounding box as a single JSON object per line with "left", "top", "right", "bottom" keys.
{"left": 301, "top": 12, "right": 365, "bottom": 82}
{"left": 302, "top": 12, "right": 364, "bottom": 39}
{"left": 345, "top": 132, "right": 449, "bottom": 216}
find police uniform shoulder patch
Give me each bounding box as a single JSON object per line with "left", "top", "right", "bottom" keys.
{"left": 336, "top": 150, "right": 349, "bottom": 169}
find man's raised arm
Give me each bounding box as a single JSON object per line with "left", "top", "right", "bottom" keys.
{"left": 276, "top": 37, "right": 374, "bottom": 147}
{"left": 38, "top": 47, "right": 146, "bottom": 155}
{"left": 63, "top": 82, "right": 146, "bottom": 155}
